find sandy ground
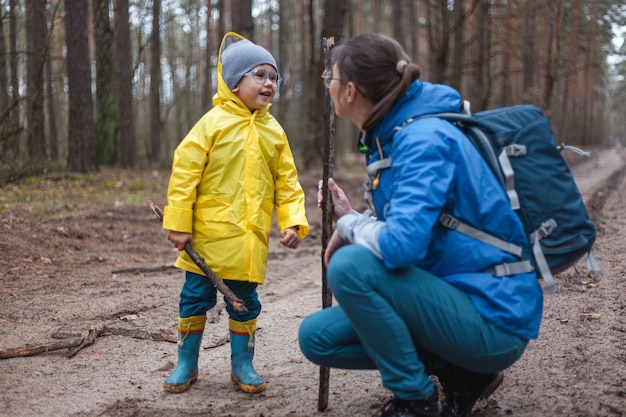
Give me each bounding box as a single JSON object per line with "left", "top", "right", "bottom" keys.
{"left": 0, "top": 147, "right": 624, "bottom": 417}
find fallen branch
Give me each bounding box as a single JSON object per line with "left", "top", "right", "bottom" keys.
{"left": 100, "top": 326, "right": 178, "bottom": 343}
{"left": 67, "top": 328, "right": 98, "bottom": 358}
{"left": 0, "top": 326, "right": 178, "bottom": 360}
{"left": 0, "top": 329, "right": 98, "bottom": 360}
{"left": 111, "top": 264, "right": 177, "bottom": 274}
{"left": 147, "top": 201, "right": 248, "bottom": 313}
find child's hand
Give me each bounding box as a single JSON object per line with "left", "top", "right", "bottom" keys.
{"left": 167, "top": 230, "right": 192, "bottom": 251}
{"left": 280, "top": 227, "right": 301, "bottom": 249}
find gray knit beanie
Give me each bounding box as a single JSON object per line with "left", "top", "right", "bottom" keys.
{"left": 221, "top": 40, "right": 278, "bottom": 90}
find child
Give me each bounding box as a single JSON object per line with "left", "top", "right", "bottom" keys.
{"left": 162, "top": 32, "right": 308, "bottom": 394}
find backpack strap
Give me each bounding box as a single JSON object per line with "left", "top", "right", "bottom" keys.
{"left": 438, "top": 212, "right": 536, "bottom": 278}
{"left": 529, "top": 219, "right": 558, "bottom": 293}
{"left": 483, "top": 260, "right": 535, "bottom": 277}
{"left": 438, "top": 213, "right": 524, "bottom": 258}
{"left": 497, "top": 144, "right": 526, "bottom": 210}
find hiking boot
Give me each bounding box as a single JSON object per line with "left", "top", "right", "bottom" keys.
{"left": 439, "top": 368, "right": 503, "bottom": 417}
{"left": 380, "top": 392, "right": 440, "bottom": 417}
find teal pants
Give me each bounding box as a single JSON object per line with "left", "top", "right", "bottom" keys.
{"left": 179, "top": 272, "right": 261, "bottom": 322}
{"left": 298, "top": 245, "right": 527, "bottom": 400}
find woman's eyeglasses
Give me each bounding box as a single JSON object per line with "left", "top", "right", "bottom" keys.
{"left": 243, "top": 69, "right": 283, "bottom": 86}
{"left": 321, "top": 69, "right": 342, "bottom": 88}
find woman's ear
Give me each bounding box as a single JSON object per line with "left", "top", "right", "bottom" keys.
{"left": 345, "top": 81, "right": 357, "bottom": 103}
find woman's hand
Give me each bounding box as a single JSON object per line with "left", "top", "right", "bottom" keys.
{"left": 280, "top": 227, "right": 301, "bottom": 249}
{"left": 167, "top": 230, "right": 192, "bottom": 251}
{"left": 323, "top": 229, "right": 349, "bottom": 266}
{"left": 318, "top": 178, "right": 353, "bottom": 221}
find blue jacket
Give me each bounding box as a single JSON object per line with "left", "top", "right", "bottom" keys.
{"left": 355, "top": 80, "right": 543, "bottom": 340}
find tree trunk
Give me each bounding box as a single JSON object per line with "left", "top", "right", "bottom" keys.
{"left": 450, "top": 0, "right": 464, "bottom": 91}
{"left": 94, "top": 0, "right": 119, "bottom": 166}
{"left": 150, "top": 0, "right": 161, "bottom": 166}
{"left": 113, "top": 0, "right": 135, "bottom": 167}
{"left": 231, "top": 0, "right": 253, "bottom": 40}
{"left": 522, "top": 0, "right": 536, "bottom": 101}
{"left": 65, "top": 0, "right": 97, "bottom": 173}
{"left": 391, "top": 0, "right": 405, "bottom": 46}
{"left": 0, "top": 9, "right": 10, "bottom": 156}
{"left": 25, "top": 0, "right": 47, "bottom": 161}
{"left": 7, "top": 0, "right": 20, "bottom": 159}
{"left": 201, "top": 0, "right": 213, "bottom": 111}
{"left": 45, "top": 44, "right": 58, "bottom": 162}
{"left": 303, "top": 0, "right": 348, "bottom": 170}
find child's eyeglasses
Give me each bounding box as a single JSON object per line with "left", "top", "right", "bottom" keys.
{"left": 243, "top": 69, "right": 283, "bottom": 86}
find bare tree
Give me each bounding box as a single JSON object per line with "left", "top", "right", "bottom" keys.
{"left": 391, "top": 0, "right": 405, "bottom": 45}
{"left": 25, "top": 0, "right": 47, "bottom": 161}
{"left": 6, "top": 0, "right": 21, "bottom": 159}
{"left": 301, "top": 0, "right": 349, "bottom": 169}
{"left": 94, "top": 0, "right": 119, "bottom": 165}
{"left": 201, "top": 0, "right": 214, "bottom": 111}
{"left": 0, "top": 8, "right": 10, "bottom": 156}
{"left": 45, "top": 1, "right": 62, "bottom": 163}
{"left": 231, "top": 0, "right": 253, "bottom": 40}
{"left": 150, "top": 0, "right": 161, "bottom": 166}
{"left": 113, "top": 0, "right": 135, "bottom": 167}
{"left": 64, "top": 0, "right": 97, "bottom": 173}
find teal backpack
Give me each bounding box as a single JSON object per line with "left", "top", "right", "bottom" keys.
{"left": 392, "top": 104, "right": 598, "bottom": 293}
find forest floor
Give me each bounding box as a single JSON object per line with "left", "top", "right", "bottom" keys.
{"left": 0, "top": 146, "right": 625, "bottom": 417}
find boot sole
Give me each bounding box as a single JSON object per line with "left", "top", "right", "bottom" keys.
{"left": 231, "top": 374, "right": 266, "bottom": 393}
{"left": 163, "top": 372, "right": 198, "bottom": 393}
{"left": 479, "top": 371, "right": 504, "bottom": 400}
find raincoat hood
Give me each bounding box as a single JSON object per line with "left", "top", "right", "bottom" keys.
{"left": 214, "top": 32, "right": 276, "bottom": 114}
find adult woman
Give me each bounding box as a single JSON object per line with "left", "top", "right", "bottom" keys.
{"left": 298, "top": 34, "right": 543, "bottom": 417}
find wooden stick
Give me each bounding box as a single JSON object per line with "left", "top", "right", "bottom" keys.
{"left": 0, "top": 336, "right": 86, "bottom": 359}
{"left": 67, "top": 328, "right": 98, "bottom": 358}
{"left": 148, "top": 202, "right": 248, "bottom": 313}
{"left": 0, "top": 327, "right": 177, "bottom": 360}
{"left": 318, "top": 35, "right": 336, "bottom": 413}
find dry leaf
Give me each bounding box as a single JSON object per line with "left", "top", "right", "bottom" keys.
{"left": 159, "top": 329, "right": 178, "bottom": 343}
{"left": 119, "top": 313, "right": 146, "bottom": 321}
{"left": 154, "top": 361, "right": 175, "bottom": 372}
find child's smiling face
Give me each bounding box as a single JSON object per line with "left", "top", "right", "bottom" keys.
{"left": 233, "top": 64, "right": 279, "bottom": 111}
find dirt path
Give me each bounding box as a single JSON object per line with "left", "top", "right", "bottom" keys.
{"left": 0, "top": 148, "right": 624, "bottom": 417}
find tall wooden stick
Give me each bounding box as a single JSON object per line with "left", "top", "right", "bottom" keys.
{"left": 318, "top": 36, "right": 336, "bottom": 412}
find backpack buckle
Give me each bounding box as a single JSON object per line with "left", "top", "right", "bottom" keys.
{"left": 438, "top": 213, "right": 459, "bottom": 230}
{"left": 505, "top": 144, "right": 527, "bottom": 157}
{"left": 537, "top": 219, "right": 558, "bottom": 238}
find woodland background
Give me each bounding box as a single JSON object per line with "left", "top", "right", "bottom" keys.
{"left": 0, "top": 0, "right": 625, "bottom": 182}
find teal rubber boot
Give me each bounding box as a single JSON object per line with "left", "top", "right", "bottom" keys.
{"left": 164, "top": 315, "right": 206, "bottom": 393}
{"left": 229, "top": 318, "right": 266, "bottom": 393}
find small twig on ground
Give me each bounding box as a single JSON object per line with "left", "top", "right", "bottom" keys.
{"left": 0, "top": 327, "right": 177, "bottom": 360}
{"left": 111, "top": 264, "right": 177, "bottom": 274}
{"left": 67, "top": 328, "right": 98, "bottom": 358}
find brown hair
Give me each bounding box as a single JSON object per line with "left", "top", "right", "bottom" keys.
{"left": 332, "top": 34, "right": 421, "bottom": 131}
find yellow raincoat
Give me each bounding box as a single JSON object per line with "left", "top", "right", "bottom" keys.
{"left": 162, "top": 34, "right": 308, "bottom": 284}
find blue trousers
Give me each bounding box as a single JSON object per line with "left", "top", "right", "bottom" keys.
{"left": 298, "top": 245, "right": 527, "bottom": 400}
{"left": 179, "top": 272, "right": 261, "bottom": 322}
